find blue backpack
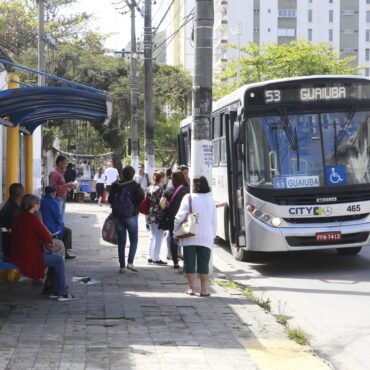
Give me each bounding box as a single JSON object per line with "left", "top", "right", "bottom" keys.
{"left": 112, "top": 184, "right": 135, "bottom": 218}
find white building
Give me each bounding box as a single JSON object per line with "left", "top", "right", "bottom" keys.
{"left": 167, "top": 0, "right": 370, "bottom": 76}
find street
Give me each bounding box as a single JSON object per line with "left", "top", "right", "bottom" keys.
{"left": 213, "top": 241, "right": 370, "bottom": 370}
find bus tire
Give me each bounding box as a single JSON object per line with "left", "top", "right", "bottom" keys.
{"left": 227, "top": 213, "right": 252, "bottom": 261}
{"left": 336, "top": 247, "right": 362, "bottom": 255}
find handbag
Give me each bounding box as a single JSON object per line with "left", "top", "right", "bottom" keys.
{"left": 139, "top": 196, "right": 150, "bottom": 215}
{"left": 102, "top": 213, "right": 118, "bottom": 245}
{"left": 174, "top": 195, "right": 198, "bottom": 239}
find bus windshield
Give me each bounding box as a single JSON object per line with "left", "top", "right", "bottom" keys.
{"left": 245, "top": 110, "right": 370, "bottom": 189}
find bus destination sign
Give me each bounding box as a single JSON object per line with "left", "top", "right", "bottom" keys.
{"left": 246, "top": 82, "right": 370, "bottom": 106}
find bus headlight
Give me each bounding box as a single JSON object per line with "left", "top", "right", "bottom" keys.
{"left": 271, "top": 217, "right": 282, "bottom": 227}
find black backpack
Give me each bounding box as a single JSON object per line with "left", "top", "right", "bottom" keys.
{"left": 112, "top": 183, "right": 135, "bottom": 218}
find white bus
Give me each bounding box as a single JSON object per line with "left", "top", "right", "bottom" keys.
{"left": 178, "top": 76, "right": 370, "bottom": 260}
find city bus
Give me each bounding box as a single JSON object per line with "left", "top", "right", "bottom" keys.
{"left": 178, "top": 76, "right": 370, "bottom": 261}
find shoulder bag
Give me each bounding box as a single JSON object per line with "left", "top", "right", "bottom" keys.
{"left": 158, "top": 185, "right": 184, "bottom": 230}
{"left": 102, "top": 213, "right": 118, "bottom": 245}
{"left": 174, "top": 195, "right": 198, "bottom": 239}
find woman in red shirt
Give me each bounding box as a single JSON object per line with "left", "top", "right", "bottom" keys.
{"left": 10, "top": 194, "right": 74, "bottom": 300}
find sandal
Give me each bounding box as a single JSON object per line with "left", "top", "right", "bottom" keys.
{"left": 200, "top": 292, "right": 211, "bottom": 297}
{"left": 186, "top": 289, "right": 195, "bottom": 296}
{"left": 57, "top": 293, "right": 75, "bottom": 301}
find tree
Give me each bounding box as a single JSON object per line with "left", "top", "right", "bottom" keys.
{"left": 214, "top": 39, "right": 363, "bottom": 99}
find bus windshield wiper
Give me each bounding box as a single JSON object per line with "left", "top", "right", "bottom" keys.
{"left": 337, "top": 105, "right": 356, "bottom": 145}
{"left": 279, "top": 109, "right": 299, "bottom": 170}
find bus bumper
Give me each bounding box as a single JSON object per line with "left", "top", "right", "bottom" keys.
{"left": 246, "top": 218, "right": 370, "bottom": 252}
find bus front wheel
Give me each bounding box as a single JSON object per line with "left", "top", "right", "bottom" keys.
{"left": 230, "top": 244, "right": 251, "bottom": 261}
{"left": 336, "top": 247, "right": 362, "bottom": 255}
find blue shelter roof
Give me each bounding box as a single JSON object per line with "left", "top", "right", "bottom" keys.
{"left": 0, "top": 86, "right": 112, "bottom": 134}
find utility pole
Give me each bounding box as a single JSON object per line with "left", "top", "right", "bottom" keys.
{"left": 232, "top": 23, "right": 242, "bottom": 88}
{"left": 190, "top": 0, "right": 214, "bottom": 184}
{"left": 37, "top": 0, "right": 45, "bottom": 86}
{"left": 144, "top": 0, "right": 154, "bottom": 176}
{"left": 125, "top": 0, "right": 139, "bottom": 171}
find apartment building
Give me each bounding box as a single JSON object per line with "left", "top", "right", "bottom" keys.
{"left": 214, "top": 0, "right": 370, "bottom": 75}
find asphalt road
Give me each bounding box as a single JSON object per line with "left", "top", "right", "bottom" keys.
{"left": 212, "top": 242, "right": 370, "bottom": 370}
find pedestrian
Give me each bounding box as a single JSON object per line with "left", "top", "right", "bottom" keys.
{"left": 147, "top": 171, "right": 167, "bottom": 265}
{"left": 104, "top": 161, "right": 119, "bottom": 193}
{"left": 94, "top": 167, "right": 106, "bottom": 206}
{"left": 40, "top": 186, "right": 75, "bottom": 259}
{"left": 178, "top": 164, "right": 190, "bottom": 187}
{"left": 64, "top": 163, "right": 77, "bottom": 201}
{"left": 164, "top": 168, "right": 173, "bottom": 190}
{"left": 174, "top": 176, "right": 216, "bottom": 296}
{"left": 9, "top": 194, "right": 75, "bottom": 300}
{"left": 163, "top": 169, "right": 173, "bottom": 260}
{"left": 134, "top": 163, "right": 151, "bottom": 230}
{"left": 0, "top": 183, "right": 24, "bottom": 259}
{"left": 108, "top": 165, "right": 144, "bottom": 273}
{"left": 49, "top": 155, "right": 76, "bottom": 221}
{"left": 159, "top": 170, "right": 189, "bottom": 269}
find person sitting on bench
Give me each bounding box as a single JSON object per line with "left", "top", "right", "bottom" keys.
{"left": 40, "top": 186, "right": 75, "bottom": 260}
{"left": 0, "top": 183, "right": 24, "bottom": 260}
{"left": 9, "top": 194, "right": 74, "bottom": 300}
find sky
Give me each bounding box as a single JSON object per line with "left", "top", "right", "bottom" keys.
{"left": 64, "top": 0, "right": 172, "bottom": 51}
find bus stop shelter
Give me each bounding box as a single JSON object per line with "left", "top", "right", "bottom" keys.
{"left": 0, "top": 62, "right": 112, "bottom": 198}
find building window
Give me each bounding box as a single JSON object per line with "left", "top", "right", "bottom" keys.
{"left": 341, "top": 48, "right": 358, "bottom": 53}
{"left": 329, "top": 29, "right": 333, "bottom": 41}
{"left": 342, "top": 29, "right": 358, "bottom": 34}
{"left": 278, "top": 28, "right": 296, "bottom": 37}
{"left": 367, "top": 11, "right": 370, "bottom": 22}
{"left": 268, "top": 9, "right": 271, "bottom": 13}
{"left": 366, "top": 68, "right": 370, "bottom": 77}
{"left": 268, "top": 28, "right": 271, "bottom": 32}
{"left": 367, "top": 30, "right": 370, "bottom": 41}
{"left": 329, "top": 0, "right": 333, "bottom": 3}
{"left": 278, "top": 9, "right": 297, "bottom": 17}
{"left": 308, "top": 29, "right": 312, "bottom": 41}
{"left": 341, "top": 10, "right": 359, "bottom": 16}
{"left": 254, "top": 28, "right": 260, "bottom": 32}
{"left": 308, "top": 10, "right": 313, "bottom": 22}
{"left": 254, "top": 9, "right": 260, "bottom": 14}
{"left": 366, "top": 49, "right": 370, "bottom": 61}
{"left": 329, "top": 10, "right": 334, "bottom": 22}
{"left": 367, "top": 0, "right": 370, "bottom": 4}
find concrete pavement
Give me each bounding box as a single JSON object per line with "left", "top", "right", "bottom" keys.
{"left": 0, "top": 202, "right": 330, "bottom": 369}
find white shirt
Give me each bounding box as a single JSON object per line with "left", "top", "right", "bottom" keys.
{"left": 94, "top": 173, "right": 106, "bottom": 184}
{"left": 104, "top": 167, "right": 119, "bottom": 185}
{"left": 134, "top": 173, "right": 150, "bottom": 190}
{"left": 174, "top": 193, "right": 217, "bottom": 249}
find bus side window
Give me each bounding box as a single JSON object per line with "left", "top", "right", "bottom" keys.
{"left": 212, "top": 115, "right": 221, "bottom": 166}
{"left": 220, "top": 114, "right": 228, "bottom": 165}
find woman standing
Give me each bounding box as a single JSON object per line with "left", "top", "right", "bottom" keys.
{"left": 9, "top": 194, "right": 74, "bottom": 300}
{"left": 147, "top": 172, "right": 167, "bottom": 265}
{"left": 160, "top": 170, "right": 189, "bottom": 269}
{"left": 94, "top": 167, "right": 106, "bottom": 206}
{"left": 174, "top": 176, "right": 216, "bottom": 296}
{"left": 108, "top": 166, "right": 144, "bottom": 273}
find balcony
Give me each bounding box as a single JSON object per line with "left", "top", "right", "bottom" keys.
{"left": 214, "top": 36, "right": 228, "bottom": 50}
{"left": 216, "top": 0, "right": 228, "bottom": 12}
{"left": 215, "top": 17, "right": 228, "bottom": 31}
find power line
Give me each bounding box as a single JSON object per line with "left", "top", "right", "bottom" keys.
{"left": 153, "top": 0, "right": 175, "bottom": 37}
{"left": 153, "top": 8, "right": 194, "bottom": 53}
{"left": 152, "top": 0, "right": 165, "bottom": 23}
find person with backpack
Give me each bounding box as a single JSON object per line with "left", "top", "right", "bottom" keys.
{"left": 108, "top": 166, "right": 144, "bottom": 273}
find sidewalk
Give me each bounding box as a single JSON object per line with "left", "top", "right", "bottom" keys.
{"left": 0, "top": 203, "right": 329, "bottom": 370}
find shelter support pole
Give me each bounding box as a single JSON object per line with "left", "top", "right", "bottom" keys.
{"left": 6, "top": 74, "right": 20, "bottom": 199}
{"left": 25, "top": 135, "right": 33, "bottom": 193}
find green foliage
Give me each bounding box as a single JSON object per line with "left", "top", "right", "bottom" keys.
{"left": 285, "top": 327, "right": 309, "bottom": 346}
{"left": 214, "top": 39, "right": 363, "bottom": 99}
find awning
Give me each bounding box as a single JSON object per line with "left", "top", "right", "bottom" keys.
{"left": 0, "top": 86, "right": 112, "bottom": 134}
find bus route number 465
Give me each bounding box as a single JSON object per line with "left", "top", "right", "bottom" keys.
{"left": 347, "top": 205, "right": 361, "bottom": 212}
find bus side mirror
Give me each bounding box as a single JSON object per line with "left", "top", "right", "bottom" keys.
{"left": 233, "top": 121, "right": 240, "bottom": 143}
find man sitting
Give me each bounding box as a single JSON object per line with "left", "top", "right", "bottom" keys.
{"left": 40, "top": 186, "right": 75, "bottom": 259}
{"left": 0, "top": 183, "right": 24, "bottom": 259}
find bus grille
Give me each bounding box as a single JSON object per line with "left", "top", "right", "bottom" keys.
{"left": 284, "top": 214, "right": 369, "bottom": 224}
{"left": 286, "top": 232, "right": 369, "bottom": 247}
{"left": 274, "top": 191, "right": 370, "bottom": 205}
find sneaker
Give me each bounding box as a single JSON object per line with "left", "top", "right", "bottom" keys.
{"left": 147, "top": 259, "right": 153, "bottom": 263}
{"left": 146, "top": 224, "right": 150, "bottom": 231}
{"left": 65, "top": 253, "right": 76, "bottom": 260}
{"left": 166, "top": 256, "right": 172, "bottom": 260}
{"left": 177, "top": 254, "right": 183, "bottom": 260}
{"left": 174, "top": 264, "right": 180, "bottom": 269}
{"left": 119, "top": 267, "right": 126, "bottom": 274}
{"left": 127, "top": 264, "right": 138, "bottom": 272}
{"left": 49, "top": 293, "right": 59, "bottom": 299}
{"left": 57, "top": 293, "right": 76, "bottom": 301}
{"left": 154, "top": 260, "right": 168, "bottom": 265}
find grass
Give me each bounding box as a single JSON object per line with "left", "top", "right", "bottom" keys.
{"left": 286, "top": 327, "right": 309, "bottom": 345}
{"left": 275, "top": 314, "right": 288, "bottom": 326}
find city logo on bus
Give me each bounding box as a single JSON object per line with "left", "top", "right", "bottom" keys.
{"left": 288, "top": 206, "right": 333, "bottom": 216}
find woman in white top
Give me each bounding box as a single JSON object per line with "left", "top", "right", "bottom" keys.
{"left": 94, "top": 167, "right": 106, "bottom": 206}
{"left": 174, "top": 176, "right": 217, "bottom": 297}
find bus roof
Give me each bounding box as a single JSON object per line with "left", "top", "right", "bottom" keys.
{"left": 181, "top": 75, "right": 370, "bottom": 128}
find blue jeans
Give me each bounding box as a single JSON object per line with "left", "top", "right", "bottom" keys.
{"left": 115, "top": 216, "right": 138, "bottom": 267}
{"left": 55, "top": 196, "right": 66, "bottom": 222}
{"left": 43, "top": 253, "right": 68, "bottom": 295}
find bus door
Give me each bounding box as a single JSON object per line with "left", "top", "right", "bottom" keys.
{"left": 226, "top": 109, "right": 245, "bottom": 247}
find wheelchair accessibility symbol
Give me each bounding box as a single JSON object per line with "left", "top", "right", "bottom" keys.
{"left": 326, "top": 166, "right": 346, "bottom": 186}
